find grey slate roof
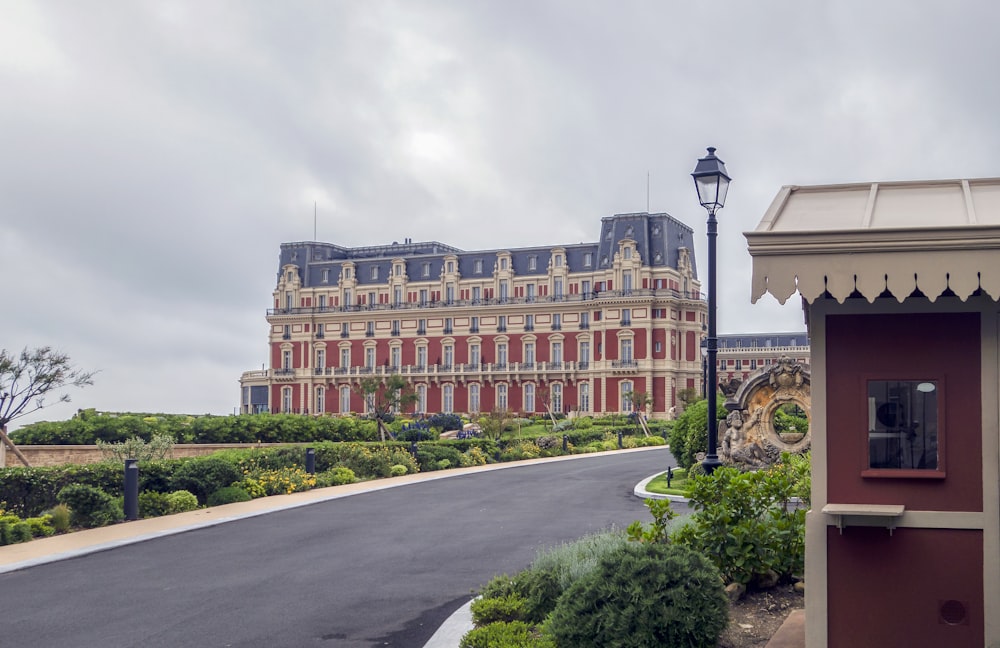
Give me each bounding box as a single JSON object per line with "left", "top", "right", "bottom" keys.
{"left": 279, "top": 212, "right": 697, "bottom": 287}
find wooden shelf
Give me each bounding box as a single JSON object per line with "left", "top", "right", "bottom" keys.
{"left": 822, "top": 503, "right": 905, "bottom": 535}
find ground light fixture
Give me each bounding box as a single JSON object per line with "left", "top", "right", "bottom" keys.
{"left": 692, "top": 147, "right": 731, "bottom": 474}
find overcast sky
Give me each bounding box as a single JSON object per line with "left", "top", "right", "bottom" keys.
{"left": 3, "top": 1, "right": 998, "bottom": 429}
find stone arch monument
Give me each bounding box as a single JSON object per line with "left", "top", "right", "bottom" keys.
{"left": 719, "top": 355, "right": 811, "bottom": 469}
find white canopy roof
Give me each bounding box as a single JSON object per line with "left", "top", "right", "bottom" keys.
{"left": 746, "top": 178, "right": 1000, "bottom": 304}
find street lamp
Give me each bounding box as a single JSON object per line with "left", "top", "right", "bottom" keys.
{"left": 692, "top": 147, "right": 731, "bottom": 474}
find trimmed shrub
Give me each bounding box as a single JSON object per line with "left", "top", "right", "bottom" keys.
{"left": 24, "top": 515, "right": 55, "bottom": 538}
{"left": 56, "top": 484, "right": 122, "bottom": 528}
{"left": 546, "top": 542, "right": 728, "bottom": 648}
{"left": 207, "top": 486, "right": 252, "bottom": 506}
{"left": 168, "top": 457, "right": 241, "bottom": 504}
{"left": 315, "top": 467, "right": 357, "bottom": 487}
{"left": 470, "top": 594, "right": 528, "bottom": 626}
{"left": 389, "top": 464, "right": 408, "bottom": 477}
{"left": 164, "top": 490, "right": 199, "bottom": 514}
{"left": 138, "top": 491, "right": 171, "bottom": 518}
{"left": 416, "top": 445, "right": 463, "bottom": 471}
{"left": 459, "top": 621, "right": 545, "bottom": 648}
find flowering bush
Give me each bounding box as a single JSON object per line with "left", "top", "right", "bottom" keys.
{"left": 238, "top": 467, "right": 316, "bottom": 497}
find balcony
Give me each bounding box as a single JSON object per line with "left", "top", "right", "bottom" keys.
{"left": 340, "top": 330, "right": 350, "bottom": 338}
{"left": 611, "top": 360, "right": 638, "bottom": 373}
{"left": 417, "top": 327, "right": 427, "bottom": 335}
{"left": 443, "top": 327, "right": 453, "bottom": 334}
{"left": 365, "top": 329, "right": 375, "bottom": 338}
{"left": 391, "top": 328, "right": 401, "bottom": 337}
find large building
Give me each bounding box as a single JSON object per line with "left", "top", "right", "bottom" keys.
{"left": 239, "top": 211, "right": 711, "bottom": 419}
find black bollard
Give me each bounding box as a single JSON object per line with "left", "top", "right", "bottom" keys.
{"left": 562, "top": 434, "right": 568, "bottom": 452}
{"left": 617, "top": 430, "right": 623, "bottom": 449}
{"left": 667, "top": 466, "right": 673, "bottom": 488}
{"left": 305, "top": 447, "right": 316, "bottom": 474}
{"left": 124, "top": 459, "right": 139, "bottom": 521}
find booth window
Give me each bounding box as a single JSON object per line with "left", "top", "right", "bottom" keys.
{"left": 866, "top": 380, "right": 941, "bottom": 476}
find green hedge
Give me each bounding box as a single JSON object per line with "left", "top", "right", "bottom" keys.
{"left": 10, "top": 411, "right": 380, "bottom": 445}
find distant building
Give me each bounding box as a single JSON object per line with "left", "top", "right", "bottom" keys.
{"left": 239, "top": 211, "right": 711, "bottom": 419}
{"left": 716, "top": 332, "right": 810, "bottom": 384}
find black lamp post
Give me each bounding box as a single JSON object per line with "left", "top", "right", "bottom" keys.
{"left": 692, "top": 147, "right": 731, "bottom": 474}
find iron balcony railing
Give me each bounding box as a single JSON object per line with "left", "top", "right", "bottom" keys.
{"left": 266, "top": 288, "right": 704, "bottom": 317}
{"left": 242, "top": 360, "right": 625, "bottom": 382}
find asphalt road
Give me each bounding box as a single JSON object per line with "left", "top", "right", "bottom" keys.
{"left": 0, "top": 448, "right": 678, "bottom": 648}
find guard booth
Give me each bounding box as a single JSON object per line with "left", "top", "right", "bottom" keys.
{"left": 746, "top": 178, "right": 1000, "bottom": 647}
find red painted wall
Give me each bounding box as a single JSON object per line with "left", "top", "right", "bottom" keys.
{"left": 825, "top": 312, "right": 982, "bottom": 511}
{"left": 827, "top": 527, "right": 983, "bottom": 646}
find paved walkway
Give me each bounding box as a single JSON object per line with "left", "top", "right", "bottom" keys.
{"left": 0, "top": 447, "right": 803, "bottom": 647}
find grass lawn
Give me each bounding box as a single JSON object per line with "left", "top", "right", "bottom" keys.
{"left": 643, "top": 468, "right": 689, "bottom": 496}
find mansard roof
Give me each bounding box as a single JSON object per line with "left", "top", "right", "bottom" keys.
{"left": 281, "top": 211, "right": 697, "bottom": 287}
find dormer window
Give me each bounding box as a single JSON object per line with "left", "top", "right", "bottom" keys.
{"left": 343, "top": 267, "right": 351, "bottom": 279}
{"left": 447, "top": 261, "right": 455, "bottom": 273}
{"left": 554, "top": 254, "right": 563, "bottom": 267}
{"left": 474, "top": 259, "right": 483, "bottom": 274}
{"left": 584, "top": 252, "right": 593, "bottom": 267}
{"left": 500, "top": 258, "right": 509, "bottom": 270}
{"left": 322, "top": 269, "right": 330, "bottom": 283}
{"left": 624, "top": 247, "right": 632, "bottom": 260}
{"left": 422, "top": 262, "right": 431, "bottom": 277}
{"left": 370, "top": 266, "right": 379, "bottom": 280}
{"left": 528, "top": 256, "right": 538, "bottom": 271}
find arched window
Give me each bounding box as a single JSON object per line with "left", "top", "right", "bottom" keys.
{"left": 469, "top": 383, "right": 480, "bottom": 415}
{"left": 524, "top": 383, "right": 535, "bottom": 412}
{"left": 416, "top": 384, "right": 427, "bottom": 414}
{"left": 315, "top": 386, "right": 325, "bottom": 414}
{"left": 551, "top": 383, "right": 562, "bottom": 413}
{"left": 340, "top": 386, "right": 351, "bottom": 413}
{"left": 443, "top": 384, "right": 454, "bottom": 414}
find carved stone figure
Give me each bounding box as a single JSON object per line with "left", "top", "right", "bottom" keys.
{"left": 720, "top": 357, "right": 811, "bottom": 469}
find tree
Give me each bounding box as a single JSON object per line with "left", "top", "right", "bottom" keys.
{"left": 624, "top": 390, "right": 653, "bottom": 437}
{"left": 353, "top": 374, "right": 418, "bottom": 442}
{"left": 0, "top": 347, "right": 96, "bottom": 466}
{"left": 478, "top": 407, "right": 513, "bottom": 442}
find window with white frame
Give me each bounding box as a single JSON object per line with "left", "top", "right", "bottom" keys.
{"left": 552, "top": 342, "right": 563, "bottom": 365}
{"left": 554, "top": 278, "right": 563, "bottom": 299}
{"left": 552, "top": 383, "right": 562, "bottom": 413}
{"left": 528, "top": 256, "right": 537, "bottom": 271}
{"left": 526, "top": 284, "right": 536, "bottom": 302}
{"left": 497, "top": 383, "right": 508, "bottom": 410}
{"left": 555, "top": 254, "right": 563, "bottom": 267}
{"left": 624, "top": 247, "right": 632, "bottom": 260}
{"left": 365, "top": 347, "right": 376, "bottom": 368}
{"left": 443, "top": 344, "right": 454, "bottom": 368}
{"left": 390, "top": 346, "right": 401, "bottom": 369}
{"left": 282, "top": 349, "right": 292, "bottom": 370}
{"left": 623, "top": 270, "right": 633, "bottom": 294}
{"left": 282, "top": 387, "right": 293, "bottom": 413}
{"left": 497, "top": 342, "right": 508, "bottom": 366}
{"left": 416, "top": 384, "right": 427, "bottom": 413}
{"left": 316, "top": 349, "right": 325, "bottom": 369}
{"left": 422, "top": 262, "right": 431, "bottom": 277}
{"left": 315, "top": 386, "right": 325, "bottom": 414}
{"left": 579, "top": 382, "right": 590, "bottom": 412}
{"left": 469, "top": 383, "right": 480, "bottom": 414}
{"left": 344, "top": 288, "right": 352, "bottom": 305}
{"left": 621, "top": 338, "right": 633, "bottom": 363}
{"left": 499, "top": 281, "right": 509, "bottom": 302}
{"left": 416, "top": 345, "right": 428, "bottom": 368}
{"left": 370, "top": 266, "right": 379, "bottom": 280}
{"left": 524, "top": 342, "right": 535, "bottom": 366}
{"left": 474, "top": 259, "right": 483, "bottom": 274}
{"left": 447, "top": 261, "right": 455, "bottom": 273}
{"left": 443, "top": 384, "right": 454, "bottom": 413}
{"left": 319, "top": 295, "right": 327, "bottom": 308}
{"left": 394, "top": 287, "right": 402, "bottom": 305}
{"left": 340, "top": 347, "right": 350, "bottom": 368}
{"left": 621, "top": 381, "right": 634, "bottom": 412}
{"left": 524, "top": 383, "right": 535, "bottom": 412}
{"left": 340, "top": 385, "right": 351, "bottom": 413}
{"left": 470, "top": 343, "right": 481, "bottom": 366}
{"left": 583, "top": 252, "right": 593, "bottom": 267}
{"left": 472, "top": 286, "right": 481, "bottom": 303}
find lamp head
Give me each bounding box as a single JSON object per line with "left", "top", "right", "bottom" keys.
{"left": 692, "top": 147, "right": 731, "bottom": 213}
